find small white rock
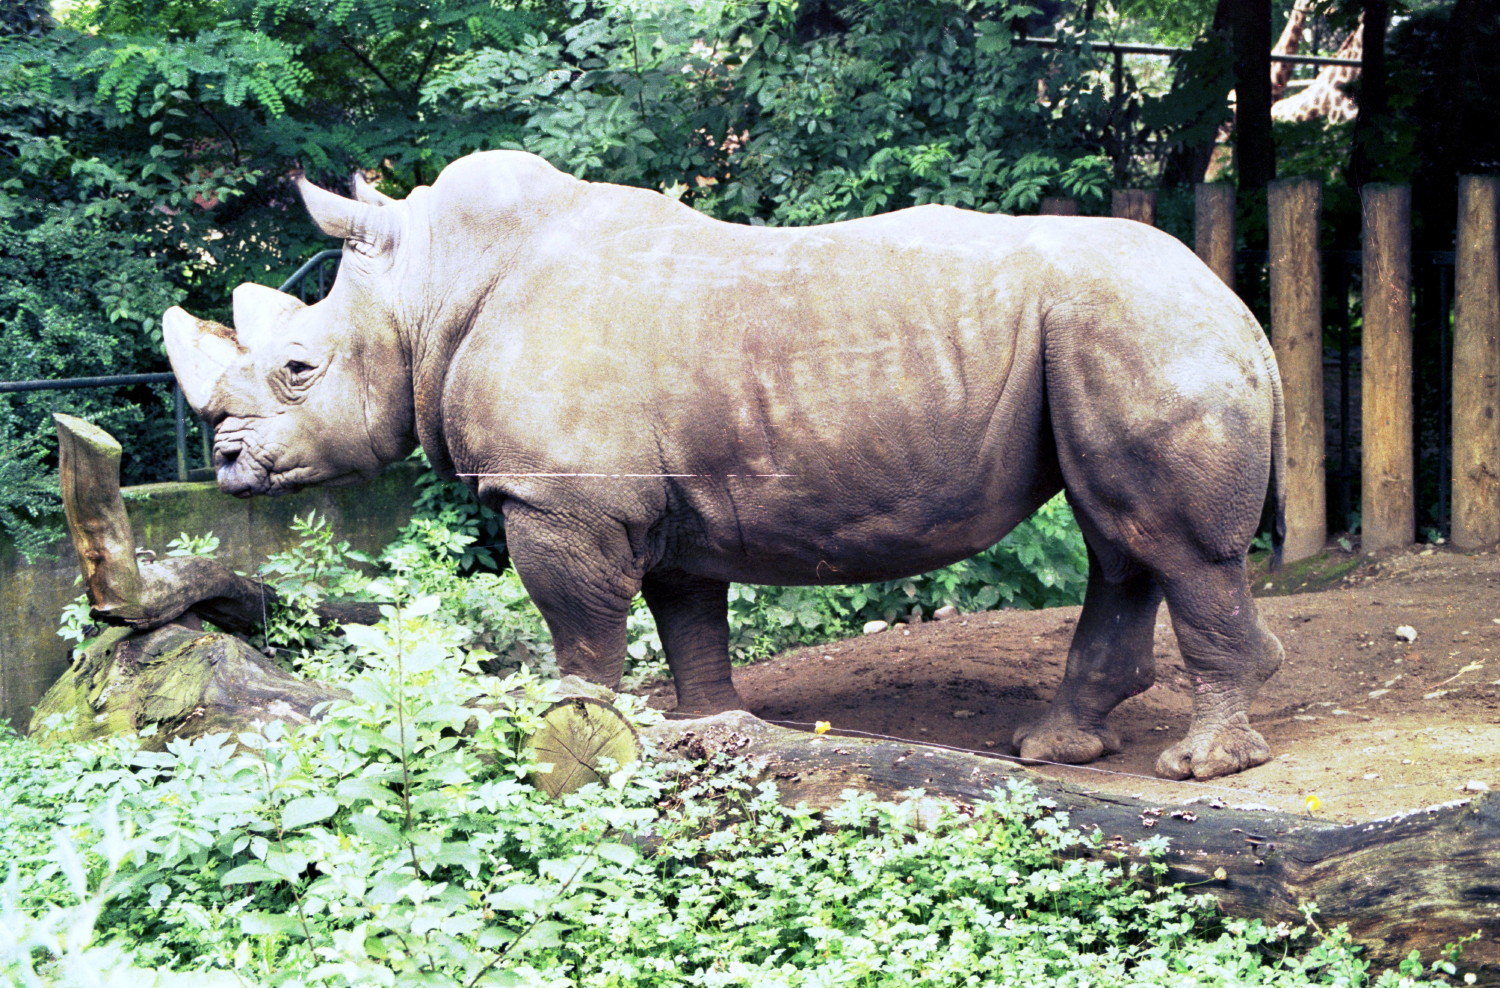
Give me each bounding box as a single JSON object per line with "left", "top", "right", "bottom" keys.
{"left": 1363, "top": 773, "right": 1380, "bottom": 780}
{"left": 952, "top": 709, "right": 977, "bottom": 719}
{"left": 1462, "top": 780, "right": 1491, "bottom": 793}
{"left": 862, "top": 620, "right": 889, "bottom": 635}
{"left": 933, "top": 605, "right": 959, "bottom": 621}
{"left": 1395, "top": 625, "right": 1418, "bottom": 642}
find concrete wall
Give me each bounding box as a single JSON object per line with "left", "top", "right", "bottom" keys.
{"left": 1, "top": 465, "right": 420, "bottom": 729}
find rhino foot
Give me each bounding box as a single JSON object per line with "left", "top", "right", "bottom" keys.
{"left": 1013, "top": 719, "right": 1122, "bottom": 765}
{"left": 1154, "top": 719, "right": 1271, "bottom": 780}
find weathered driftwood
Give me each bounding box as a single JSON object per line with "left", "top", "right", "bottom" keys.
{"left": 636, "top": 708, "right": 1500, "bottom": 973}
{"left": 32, "top": 416, "right": 374, "bottom": 744}
{"left": 53, "top": 412, "right": 382, "bottom": 636}
{"left": 55, "top": 413, "right": 146, "bottom": 621}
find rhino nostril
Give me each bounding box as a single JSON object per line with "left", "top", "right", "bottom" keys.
{"left": 217, "top": 446, "right": 241, "bottom": 467}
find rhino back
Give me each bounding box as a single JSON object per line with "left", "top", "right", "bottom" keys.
{"left": 436, "top": 189, "right": 1246, "bottom": 585}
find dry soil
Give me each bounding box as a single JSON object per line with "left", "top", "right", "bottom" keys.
{"left": 645, "top": 544, "right": 1500, "bottom": 823}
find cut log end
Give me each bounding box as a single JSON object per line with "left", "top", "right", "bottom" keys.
{"left": 526, "top": 696, "right": 642, "bottom": 797}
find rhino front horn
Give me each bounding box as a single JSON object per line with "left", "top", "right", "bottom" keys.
{"left": 162, "top": 307, "right": 239, "bottom": 414}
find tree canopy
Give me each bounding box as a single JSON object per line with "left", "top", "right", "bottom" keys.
{"left": 0, "top": 0, "right": 1495, "bottom": 552}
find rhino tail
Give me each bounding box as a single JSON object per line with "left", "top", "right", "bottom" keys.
{"left": 1260, "top": 329, "right": 1288, "bottom": 572}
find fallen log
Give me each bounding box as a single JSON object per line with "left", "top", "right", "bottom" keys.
{"left": 634, "top": 708, "right": 1500, "bottom": 974}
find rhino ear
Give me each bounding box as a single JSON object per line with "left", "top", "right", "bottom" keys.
{"left": 352, "top": 171, "right": 396, "bottom": 206}
{"left": 232, "top": 283, "right": 306, "bottom": 352}
{"left": 298, "top": 174, "right": 399, "bottom": 249}
{"left": 163, "top": 306, "right": 239, "bottom": 414}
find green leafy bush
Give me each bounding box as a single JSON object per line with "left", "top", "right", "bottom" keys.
{"left": 2, "top": 647, "right": 1466, "bottom": 987}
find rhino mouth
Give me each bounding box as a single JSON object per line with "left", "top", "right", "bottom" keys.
{"left": 214, "top": 435, "right": 283, "bottom": 497}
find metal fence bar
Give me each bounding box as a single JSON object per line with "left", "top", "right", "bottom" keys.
{"left": 0, "top": 372, "right": 176, "bottom": 393}
{"left": 279, "top": 249, "right": 341, "bottom": 299}
{"left": 0, "top": 250, "right": 342, "bottom": 486}
{"left": 1015, "top": 35, "right": 1364, "bottom": 67}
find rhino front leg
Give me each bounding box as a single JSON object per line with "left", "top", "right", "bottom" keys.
{"left": 1014, "top": 548, "right": 1163, "bottom": 764}
{"left": 641, "top": 569, "right": 745, "bottom": 714}
{"left": 502, "top": 503, "right": 640, "bottom": 689}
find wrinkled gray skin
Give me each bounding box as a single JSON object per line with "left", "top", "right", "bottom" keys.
{"left": 164, "top": 151, "right": 1287, "bottom": 780}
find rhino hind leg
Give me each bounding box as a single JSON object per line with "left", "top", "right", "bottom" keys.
{"left": 1039, "top": 339, "right": 1283, "bottom": 779}
{"left": 1152, "top": 563, "right": 1283, "bottom": 780}
{"left": 1013, "top": 545, "right": 1163, "bottom": 765}
{"left": 641, "top": 570, "right": 745, "bottom": 714}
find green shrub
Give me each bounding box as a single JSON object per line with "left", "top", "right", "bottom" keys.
{"left": 1, "top": 650, "right": 1466, "bottom": 987}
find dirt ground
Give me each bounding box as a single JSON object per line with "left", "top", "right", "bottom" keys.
{"left": 645, "top": 544, "right": 1500, "bottom": 823}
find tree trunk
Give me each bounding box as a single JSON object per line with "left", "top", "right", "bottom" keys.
{"left": 1228, "top": 0, "right": 1275, "bottom": 193}
{"left": 1159, "top": 0, "right": 1235, "bottom": 189}
{"left": 1349, "top": 0, "right": 1391, "bottom": 189}
{"left": 638, "top": 708, "right": 1500, "bottom": 973}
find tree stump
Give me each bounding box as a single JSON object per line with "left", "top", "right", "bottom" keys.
{"left": 29, "top": 624, "right": 349, "bottom": 748}
{"left": 30, "top": 416, "right": 365, "bottom": 745}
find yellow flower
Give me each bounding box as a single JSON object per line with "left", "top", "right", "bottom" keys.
{"left": 1304, "top": 794, "right": 1322, "bottom": 814}
{"left": 814, "top": 721, "right": 831, "bottom": 735}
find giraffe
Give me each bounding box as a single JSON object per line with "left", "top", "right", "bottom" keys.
{"left": 1272, "top": 15, "right": 1364, "bottom": 124}
{"left": 1203, "top": 0, "right": 1326, "bottom": 181}
{"left": 1270, "top": 0, "right": 1316, "bottom": 101}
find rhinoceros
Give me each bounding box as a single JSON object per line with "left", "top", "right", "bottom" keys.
{"left": 163, "top": 150, "right": 1287, "bottom": 780}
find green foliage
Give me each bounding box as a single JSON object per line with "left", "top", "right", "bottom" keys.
{"left": 423, "top": 0, "right": 1117, "bottom": 222}
{"left": 726, "top": 495, "right": 1087, "bottom": 662}
{"left": 256, "top": 511, "right": 376, "bottom": 658}
{"left": 0, "top": 691, "right": 1466, "bottom": 986}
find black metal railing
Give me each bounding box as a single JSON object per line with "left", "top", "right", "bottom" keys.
{"left": 0, "top": 250, "right": 341, "bottom": 482}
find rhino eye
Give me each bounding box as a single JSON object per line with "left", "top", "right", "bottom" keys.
{"left": 285, "top": 360, "right": 315, "bottom": 378}
{"left": 347, "top": 239, "right": 379, "bottom": 258}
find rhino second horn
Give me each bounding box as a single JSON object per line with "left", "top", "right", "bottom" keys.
{"left": 298, "top": 174, "right": 399, "bottom": 247}
{"left": 231, "top": 283, "right": 307, "bottom": 352}
{"left": 352, "top": 171, "right": 396, "bottom": 207}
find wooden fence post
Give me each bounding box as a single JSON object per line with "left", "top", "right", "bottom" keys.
{"left": 1194, "top": 183, "right": 1236, "bottom": 289}
{"left": 1269, "top": 178, "right": 1327, "bottom": 561}
{"left": 1361, "top": 184, "right": 1415, "bottom": 553}
{"left": 1039, "top": 197, "right": 1079, "bottom": 216}
{"left": 1111, "top": 189, "right": 1156, "bottom": 225}
{"left": 1452, "top": 175, "right": 1500, "bottom": 549}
